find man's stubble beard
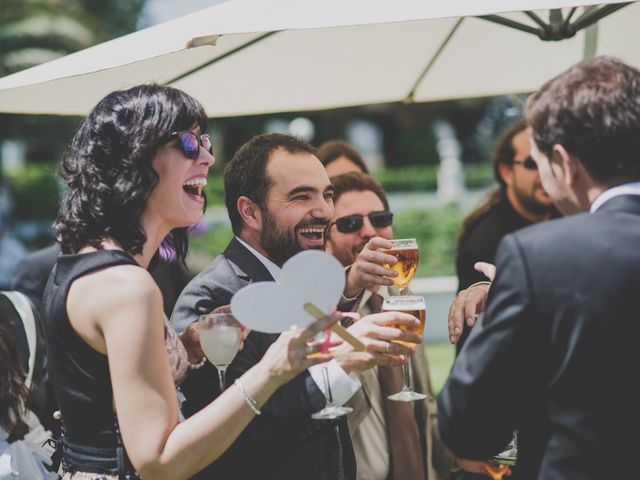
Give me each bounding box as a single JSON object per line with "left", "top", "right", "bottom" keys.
{"left": 512, "top": 183, "right": 555, "bottom": 217}
{"left": 328, "top": 238, "right": 368, "bottom": 267}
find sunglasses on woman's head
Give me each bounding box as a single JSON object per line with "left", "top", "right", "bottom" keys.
{"left": 332, "top": 211, "right": 394, "bottom": 233}
{"left": 511, "top": 156, "right": 538, "bottom": 170}
{"left": 172, "top": 131, "right": 213, "bottom": 159}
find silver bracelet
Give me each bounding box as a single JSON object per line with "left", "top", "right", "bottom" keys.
{"left": 234, "top": 379, "right": 261, "bottom": 415}
{"left": 188, "top": 356, "right": 207, "bottom": 370}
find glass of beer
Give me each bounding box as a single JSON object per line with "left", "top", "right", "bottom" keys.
{"left": 382, "top": 238, "right": 419, "bottom": 292}
{"left": 198, "top": 313, "right": 242, "bottom": 391}
{"left": 382, "top": 295, "right": 428, "bottom": 402}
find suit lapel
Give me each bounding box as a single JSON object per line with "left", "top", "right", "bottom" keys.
{"left": 224, "top": 238, "right": 279, "bottom": 343}
{"left": 223, "top": 237, "right": 274, "bottom": 283}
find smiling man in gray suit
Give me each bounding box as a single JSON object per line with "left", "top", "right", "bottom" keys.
{"left": 438, "top": 56, "right": 640, "bottom": 479}
{"left": 172, "top": 133, "right": 420, "bottom": 480}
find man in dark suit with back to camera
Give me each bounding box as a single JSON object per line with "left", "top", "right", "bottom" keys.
{"left": 172, "top": 133, "right": 420, "bottom": 480}
{"left": 438, "top": 56, "right": 640, "bottom": 479}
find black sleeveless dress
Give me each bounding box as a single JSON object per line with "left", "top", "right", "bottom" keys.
{"left": 43, "top": 250, "right": 188, "bottom": 479}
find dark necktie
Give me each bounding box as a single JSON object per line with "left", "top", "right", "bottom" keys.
{"left": 369, "top": 292, "right": 426, "bottom": 480}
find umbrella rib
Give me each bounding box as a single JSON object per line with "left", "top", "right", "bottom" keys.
{"left": 479, "top": 14, "right": 540, "bottom": 37}
{"left": 563, "top": 7, "right": 578, "bottom": 29}
{"left": 166, "top": 31, "right": 278, "bottom": 85}
{"left": 524, "top": 11, "right": 549, "bottom": 30}
{"left": 403, "top": 17, "right": 464, "bottom": 103}
{"left": 570, "top": 3, "right": 631, "bottom": 32}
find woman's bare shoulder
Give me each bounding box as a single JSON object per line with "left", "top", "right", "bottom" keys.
{"left": 69, "top": 263, "right": 161, "bottom": 319}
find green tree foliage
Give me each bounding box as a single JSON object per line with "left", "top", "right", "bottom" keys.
{"left": 0, "top": 0, "right": 144, "bottom": 77}
{"left": 10, "top": 163, "right": 59, "bottom": 219}
{"left": 0, "top": 0, "right": 147, "bottom": 240}
{"left": 392, "top": 205, "right": 463, "bottom": 276}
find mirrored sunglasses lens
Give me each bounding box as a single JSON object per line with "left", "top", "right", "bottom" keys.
{"left": 201, "top": 134, "right": 213, "bottom": 154}
{"left": 178, "top": 132, "right": 199, "bottom": 158}
{"left": 336, "top": 215, "right": 363, "bottom": 233}
{"left": 370, "top": 212, "right": 393, "bottom": 227}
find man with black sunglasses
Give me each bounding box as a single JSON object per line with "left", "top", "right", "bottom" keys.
{"left": 326, "top": 172, "right": 487, "bottom": 480}
{"left": 453, "top": 119, "right": 557, "bottom": 353}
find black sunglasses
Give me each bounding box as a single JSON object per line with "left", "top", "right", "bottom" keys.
{"left": 511, "top": 156, "right": 538, "bottom": 170}
{"left": 332, "top": 211, "right": 394, "bottom": 233}
{"left": 171, "top": 131, "right": 213, "bottom": 159}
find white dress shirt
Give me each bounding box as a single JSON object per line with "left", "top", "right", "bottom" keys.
{"left": 590, "top": 181, "right": 640, "bottom": 212}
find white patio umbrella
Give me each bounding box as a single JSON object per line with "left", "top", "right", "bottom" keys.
{"left": 0, "top": 0, "right": 637, "bottom": 116}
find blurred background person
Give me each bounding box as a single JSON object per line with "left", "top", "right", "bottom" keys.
{"left": 1, "top": 290, "right": 56, "bottom": 479}
{"left": 0, "top": 216, "right": 27, "bottom": 290}
{"left": 317, "top": 140, "right": 370, "bottom": 177}
{"left": 454, "top": 119, "right": 556, "bottom": 352}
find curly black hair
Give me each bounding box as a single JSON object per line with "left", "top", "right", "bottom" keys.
{"left": 55, "top": 84, "right": 208, "bottom": 263}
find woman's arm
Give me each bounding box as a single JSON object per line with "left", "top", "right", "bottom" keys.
{"left": 68, "top": 264, "right": 335, "bottom": 480}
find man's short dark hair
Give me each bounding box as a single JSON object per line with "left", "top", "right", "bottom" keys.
{"left": 224, "top": 133, "right": 317, "bottom": 235}
{"left": 317, "top": 140, "right": 369, "bottom": 174}
{"left": 330, "top": 172, "right": 389, "bottom": 211}
{"left": 526, "top": 56, "right": 640, "bottom": 185}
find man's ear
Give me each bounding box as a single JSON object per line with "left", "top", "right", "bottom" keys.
{"left": 498, "top": 162, "right": 514, "bottom": 186}
{"left": 551, "top": 144, "right": 577, "bottom": 188}
{"left": 237, "top": 196, "right": 262, "bottom": 230}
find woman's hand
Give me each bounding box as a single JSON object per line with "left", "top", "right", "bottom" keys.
{"left": 259, "top": 313, "right": 342, "bottom": 386}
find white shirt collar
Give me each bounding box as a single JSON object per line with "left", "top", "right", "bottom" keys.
{"left": 590, "top": 182, "right": 640, "bottom": 213}
{"left": 235, "top": 236, "right": 282, "bottom": 281}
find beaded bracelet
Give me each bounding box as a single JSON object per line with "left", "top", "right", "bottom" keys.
{"left": 188, "top": 356, "right": 207, "bottom": 370}
{"left": 234, "top": 379, "right": 261, "bottom": 415}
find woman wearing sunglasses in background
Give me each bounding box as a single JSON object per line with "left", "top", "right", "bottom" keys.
{"left": 42, "top": 84, "right": 337, "bottom": 480}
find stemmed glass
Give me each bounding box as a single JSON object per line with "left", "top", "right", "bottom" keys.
{"left": 484, "top": 431, "right": 517, "bottom": 479}
{"left": 382, "top": 238, "right": 419, "bottom": 294}
{"left": 310, "top": 329, "right": 353, "bottom": 420}
{"left": 198, "top": 313, "right": 242, "bottom": 391}
{"left": 382, "top": 295, "right": 428, "bottom": 402}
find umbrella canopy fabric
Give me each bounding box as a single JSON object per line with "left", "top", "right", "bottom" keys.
{"left": 0, "top": 0, "right": 637, "bottom": 116}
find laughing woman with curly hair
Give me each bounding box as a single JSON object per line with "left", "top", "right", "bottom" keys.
{"left": 42, "top": 84, "right": 336, "bottom": 480}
